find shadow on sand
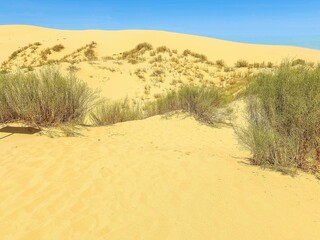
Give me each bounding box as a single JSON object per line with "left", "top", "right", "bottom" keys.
{"left": 0, "top": 126, "right": 41, "bottom": 139}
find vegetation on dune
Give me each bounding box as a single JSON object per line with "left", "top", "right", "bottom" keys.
{"left": 0, "top": 67, "right": 97, "bottom": 126}
{"left": 145, "top": 85, "right": 231, "bottom": 124}
{"left": 238, "top": 63, "right": 320, "bottom": 174}
{"left": 52, "top": 44, "right": 65, "bottom": 52}
{"left": 89, "top": 85, "right": 231, "bottom": 126}
{"left": 235, "top": 59, "right": 249, "bottom": 68}
{"left": 90, "top": 98, "right": 143, "bottom": 126}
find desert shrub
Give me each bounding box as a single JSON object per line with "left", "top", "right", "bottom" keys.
{"left": 253, "top": 62, "right": 260, "bottom": 68}
{"left": 238, "top": 63, "right": 320, "bottom": 172}
{"left": 52, "top": 44, "right": 65, "bottom": 52}
{"left": 182, "top": 49, "right": 207, "bottom": 62}
{"left": 291, "top": 59, "right": 306, "bottom": 66}
{"left": 183, "top": 49, "right": 192, "bottom": 56}
{"left": 122, "top": 42, "right": 153, "bottom": 59}
{"left": 216, "top": 59, "right": 225, "bottom": 67}
{"left": 90, "top": 98, "right": 143, "bottom": 126}
{"left": 0, "top": 67, "right": 97, "bottom": 125}
{"left": 156, "top": 46, "right": 170, "bottom": 53}
{"left": 84, "top": 48, "right": 97, "bottom": 61}
{"left": 235, "top": 59, "right": 249, "bottom": 68}
{"left": 267, "top": 62, "right": 274, "bottom": 68}
{"left": 145, "top": 85, "right": 230, "bottom": 124}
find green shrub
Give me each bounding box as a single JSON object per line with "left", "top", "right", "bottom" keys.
{"left": 90, "top": 98, "right": 143, "bottom": 126}
{"left": 238, "top": 63, "right": 320, "bottom": 172}
{"left": 145, "top": 85, "right": 230, "bottom": 124}
{"left": 0, "top": 67, "right": 97, "bottom": 125}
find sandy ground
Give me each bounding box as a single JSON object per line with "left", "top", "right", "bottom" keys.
{"left": 1, "top": 114, "right": 320, "bottom": 240}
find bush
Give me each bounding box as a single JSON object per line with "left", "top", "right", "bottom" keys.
{"left": 145, "top": 85, "right": 230, "bottom": 124}
{"left": 215, "top": 59, "right": 225, "bottom": 67}
{"left": 84, "top": 49, "right": 97, "bottom": 61}
{"left": 291, "top": 59, "right": 306, "bottom": 66}
{"left": 90, "top": 98, "right": 142, "bottom": 126}
{"left": 238, "top": 63, "right": 320, "bottom": 172}
{"left": 52, "top": 44, "right": 65, "bottom": 52}
{"left": 0, "top": 67, "right": 97, "bottom": 125}
{"left": 235, "top": 59, "right": 249, "bottom": 68}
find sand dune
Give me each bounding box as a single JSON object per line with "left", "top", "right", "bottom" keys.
{"left": 0, "top": 114, "right": 319, "bottom": 239}
{"left": 1, "top": 25, "right": 320, "bottom": 239}
{"left": 1, "top": 25, "right": 320, "bottom": 64}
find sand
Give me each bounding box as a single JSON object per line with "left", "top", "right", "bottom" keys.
{"left": 1, "top": 25, "right": 320, "bottom": 239}
{"left": 0, "top": 114, "right": 320, "bottom": 240}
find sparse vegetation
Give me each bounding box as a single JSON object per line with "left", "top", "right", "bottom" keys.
{"left": 90, "top": 98, "right": 143, "bottom": 126}
{"left": 145, "top": 85, "right": 230, "bottom": 124}
{"left": 216, "top": 59, "right": 225, "bottom": 67}
{"left": 238, "top": 63, "right": 320, "bottom": 174}
{"left": 0, "top": 67, "right": 97, "bottom": 125}
{"left": 52, "top": 44, "right": 65, "bottom": 52}
{"left": 291, "top": 58, "right": 306, "bottom": 66}
{"left": 84, "top": 48, "right": 97, "bottom": 61}
{"left": 235, "top": 59, "right": 249, "bottom": 68}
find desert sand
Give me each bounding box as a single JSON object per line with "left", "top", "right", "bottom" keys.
{"left": 1, "top": 25, "right": 320, "bottom": 240}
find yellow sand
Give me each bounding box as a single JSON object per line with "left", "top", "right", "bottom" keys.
{"left": 1, "top": 25, "right": 320, "bottom": 239}
{"left": 0, "top": 114, "right": 320, "bottom": 240}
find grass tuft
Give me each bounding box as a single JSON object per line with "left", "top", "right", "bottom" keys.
{"left": 145, "top": 85, "right": 230, "bottom": 124}
{"left": 0, "top": 67, "right": 97, "bottom": 126}
{"left": 90, "top": 98, "right": 143, "bottom": 126}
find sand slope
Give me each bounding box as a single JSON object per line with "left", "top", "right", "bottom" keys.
{"left": 1, "top": 25, "right": 320, "bottom": 64}
{"left": 1, "top": 114, "right": 320, "bottom": 240}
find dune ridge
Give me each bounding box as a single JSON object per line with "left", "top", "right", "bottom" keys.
{"left": 1, "top": 25, "right": 320, "bottom": 64}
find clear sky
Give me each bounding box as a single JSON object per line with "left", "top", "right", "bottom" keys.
{"left": 1, "top": 0, "right": 320, "bottom": 49}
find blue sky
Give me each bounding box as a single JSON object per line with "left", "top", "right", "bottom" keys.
{"left": 1, "top": 0, "right": 320, "bottom": 49}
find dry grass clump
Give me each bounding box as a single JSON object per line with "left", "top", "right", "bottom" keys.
{"left": 291, "top": 58, "right": 306, "bottom": 66}
{"left": 122, "top": 42, "right": 153, "bottom": 58}
{"left": 145, "top": 85, "right": 230, "bottom": 124}
{"left": 84, "top": 48, "right": 97, "bottom": 61}
{"left": 52, "top": 44, "right": 65, "bottom": 52}
{"left": 156, "top": 46, "right": 171, "bottom": 53}
{"left": 90, "top": 98, "right": 143, "bottom": 126}
{"left": 61, "top": 41, "right": 97, "bottom": 63}
{"left": 235, "top": 59, "right": 249, "bottom": 68}
{"left": 215, "top": 59, "right": 225, "bottom": 67}
{"left": 120, "top": 42, "right": 153, "bottom": 64}
{"left": 182, "top": 49, "right": 208, "bottom": 62}
{"left": 0, "top": 67, "right": 97, "bottom": 126}
{"left": 40, "top": 48, "right": 52, "bottom": 61}
{"left": 238, "top": 63, "right": 320, "bottom": 174}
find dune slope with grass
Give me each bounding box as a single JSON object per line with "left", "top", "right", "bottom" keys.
{"left": 1, "top": 25, "right": 320, "bottom": 101}
{"left": 1, "top": 25, "right": 320, "bottom": 64}
{"left": 1, "top": 25, "right": 320, "bottom": 240}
